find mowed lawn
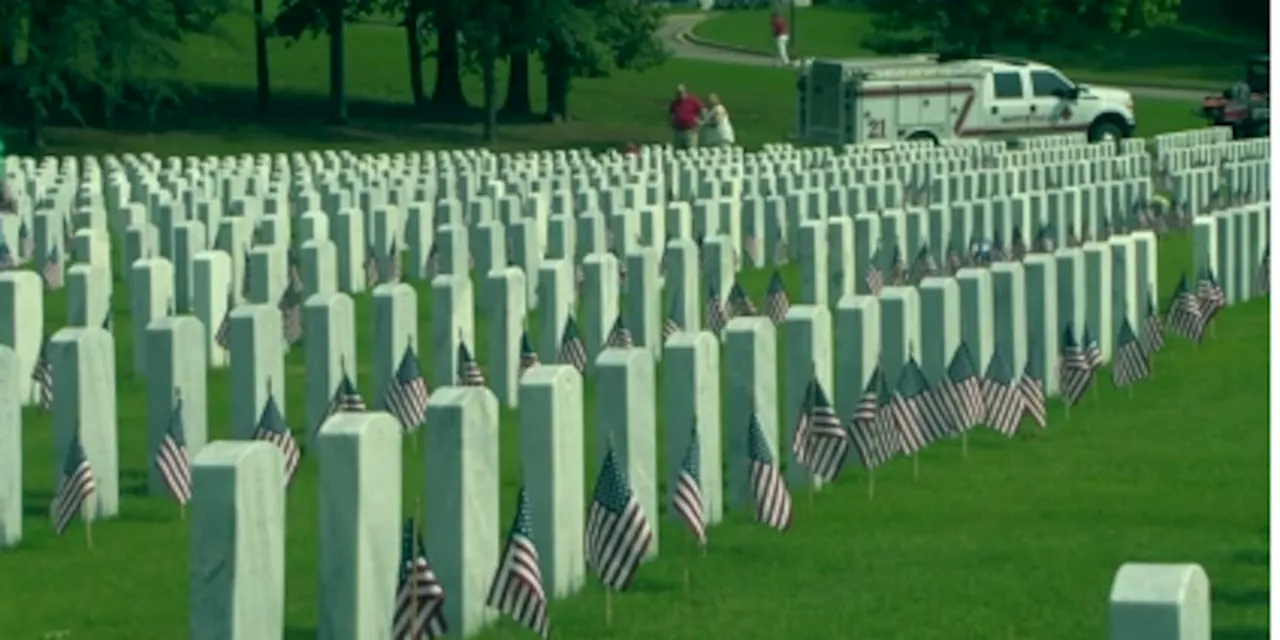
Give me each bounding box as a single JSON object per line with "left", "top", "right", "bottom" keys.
{"left": 23, "top": 4, "right": 1203, "bottom": 157}
{"left": 0, "top": 228, "right": 1269, "bottom": 638}
{"left": 692, "top": 5, "right": 1265, "bottom": 90}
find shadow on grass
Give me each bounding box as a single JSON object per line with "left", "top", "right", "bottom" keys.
{"left": 1232, "top": 548, "right": 1268, "bottom": 566}
{"left": 3, "top": 83, "right": 635, "bottom": 156}
{"left": 285, "top": 626, "right": 316, "bottom": 639}
{"left": 1213, "top": 587, "right": 1271, "bottom": 608}
{"left": 1214, "top": 627, "right": 1270, "bottom": 640}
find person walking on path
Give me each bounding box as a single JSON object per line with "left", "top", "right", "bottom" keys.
{"left": 771, "top": 11, "right": 790, "bottom": 66}
{"left": 669, "top": 84, "right": 704, "bottom": 149}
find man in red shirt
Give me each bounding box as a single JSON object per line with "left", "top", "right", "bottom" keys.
{"left": 771, "top": 12, "right": 790, "bottom": 66}
{"left": 668, "top": 84, "right": 704, "bottom": 149}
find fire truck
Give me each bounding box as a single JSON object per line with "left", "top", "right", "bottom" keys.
{"left": 796, "top": 55, "right": 1137, "bottom": 145}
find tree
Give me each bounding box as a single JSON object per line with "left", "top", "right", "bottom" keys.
{"left": 463, "top": 0, "right": 506, "bottom": 142}
{"left": 862, "top": 0, "right": 1182, "bottom": 56}
{"left": 274, "top": 0, "right": 373, "bottom": 123}
{"left": 428, "top": 0, "right": 469, "bottom": 113}
{"left": 537, "top": 0, "right": 666, "bottom": 122}
{"left": 500, "top": 0, "right": 536, "bottom": 117}
{"left": 255, "top": 0, "right": 271, "bottom": 113}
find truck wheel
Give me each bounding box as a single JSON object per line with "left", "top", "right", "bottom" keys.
{"left": 1088, "top": 120, "right": 1124, "bottom": 143}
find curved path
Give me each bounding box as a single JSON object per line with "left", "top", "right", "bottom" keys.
{"left": 658, "top": 13, "right": 1208, "bottom": 102}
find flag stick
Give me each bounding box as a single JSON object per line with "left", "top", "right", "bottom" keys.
{"left": 683, "top": 538, "right": 692, "bottom": 595}
{"left": 605, "top": 590, "right": 613, "bottom": 628}
{"left": 85, "top": 517, "right": 94, "bottom": 550}
{"left": 867, "top": 469, "right": 875, "bottom": 500}
{"left": 180, "top": 504, "right": 185, "bottom": 521}
{"left": 412, "top": 497, "right": 423, "bottom": 634}
{"left": 912, "top": 453, "right": 920, "bottom": 480}
{"left": 807, "top": 478, "right": 815, "bottom": 515}
{"left": 961, "top": 432, "right": 969, "bottom": 459}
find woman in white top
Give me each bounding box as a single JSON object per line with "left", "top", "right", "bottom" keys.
{"left": 700, "top": 93, "right": 736, "bottom": 147}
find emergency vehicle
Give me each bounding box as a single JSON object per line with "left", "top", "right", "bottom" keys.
{"left": 796, "top": 55, "right": 1137, "bottom": 146}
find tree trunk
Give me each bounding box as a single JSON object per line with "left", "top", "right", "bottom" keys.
{"left": 432, "top": 15, "right": 467, "bottom": 112}
{"left": 544, "top": 48, "right": 571, "bottom": 122}
{"left": 254, "top": 0, "right": 271, "bottom": 114}
{"left": 327, "top": 0, "right": 347, "bottom": 124}
{"left": 502, "top": 52, "right": 532, "bottom": 117}
{"left": 404, "top": 1, "right": 427, "bottom": 108}
{"left": 481, "top": 43, "right": 497, "bottom": 144}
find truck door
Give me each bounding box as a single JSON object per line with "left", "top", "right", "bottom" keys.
{"left": 1028, "top": 69, "right": 1083, "bottom": 133}
{"left": 982, "top": 70, "right": 1032, "bottom": 137}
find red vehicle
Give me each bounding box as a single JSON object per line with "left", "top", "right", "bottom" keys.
{"left": 1199, "top": 55, "right": 1269, "bottom": 139}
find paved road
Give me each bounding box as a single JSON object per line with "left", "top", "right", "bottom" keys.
{"left": 658, "top": 13, "right": 1208, "bottom": 102}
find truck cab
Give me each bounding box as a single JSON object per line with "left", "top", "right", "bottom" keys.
{"left": 966, "top": 57, "right": 1137, "bottom": 141}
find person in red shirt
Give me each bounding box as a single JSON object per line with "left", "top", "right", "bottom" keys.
{"left": 771, "top": 12, "right": 790, "bottom": 66}
{"left": 668, "top": 84, "right": 704, "bottom": 149}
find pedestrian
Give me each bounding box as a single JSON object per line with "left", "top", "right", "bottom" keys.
{"left": 669, "top": 84, "right": 703, "bottom": 149}
{"left": 700, "top": 93, "right": 736, "bottom": 147}
{"left": 771, "top": 11, "right": 790, "bottom": 66}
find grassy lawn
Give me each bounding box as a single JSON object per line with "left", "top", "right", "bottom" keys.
{"left": 7, "top": 6, "right": 1203, "bottom": 156}
{"left": 0, "top": 232, "right": 1269, "bottom": 638}
{"left": 691, "top": 6, "right": 1266, "bottom": 90}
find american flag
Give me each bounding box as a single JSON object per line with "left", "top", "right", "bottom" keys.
{"left": 557, "top": 316, "right": 588, "bottom": 374}
{"left": 101, "top": 297, "right": 113, "bottom": 331}
{"left": 1112, "top": 318, "right": 1151, "bottom": 389}
{"left": 792, "top": 378, "right": 851, "bottom": 483}
{"left": 325, "top": 370, "right": 367, "bottom": 421}
{"left": 763, "top": 270, "right": 790, "bottom": 324}
{"left": 865, "top": 249, "right": 885, "bottom": 296}
{"left": 727, "top": 282, "right": 757, "bottom": 317}
{"left": 52, "top": 435, "right": 96, "bottom": 535}
{"left": 18, "top": 220, "right": 33, "bottom": 262}
{"left": 982, "top": 346, "right": 1023, "bottom": 437}
{"left": 1195, "top": 269, "right": 1226, "bottom": 334}
{"left": 1019, "top": 349, "right": 1047, "bottom": 429}
{"left": 364, "top": 242, "right": 382, "bottom": 286}
{"left": 456, "top": 341, "right": 487, "bottom": 387}
{"left": 671, "top": 425, "right": 707, "bottom": 547}
{"left": 662, "top": 297, "right": 682, "bottom": 343}
{"left": 1081, "top": 324, "right": 1103, "bottom": 372}
{"left": 253, "top": 395, "right": 300, "bottom": 485}
{"left": 424, "top": 241, "right": 440, "bottom": 279}
{"left": 388, "top": 239, "right": 404, "bottom": 283}
{"left": 705, "top": 285, "right": 728, "bottom": 335}
{"left": 42, "top": 246, "right": 62, "bottom": 290}
{"left": 585, "top": 447, "right": 654, "bottom": 591}
{"left": 518, "top": 330, "right": 540, "bottom": 376}
{"left": 214, "top": 289, "right": 234, "bottom": 350}
{"left": 774, "top": 236, "right": 789, "bottom": 263}
{"left": 385, "top": 346, "right": 430, "bottom": 432}
{"left": 605, "top": 314, "right": 633, "bottom": 349}
{"left": 1009, "top": 227, "right": 1028, "bottom": 261}
{"left": 394, "top": 518, "right": 448, "bottom": 639}
{"left": 945, "top": 245, "right": 963, "bottom": 275}
{"left": 0, "top": 242, "right": 14, "bottom": 269}
{"left": 939, "top": 343, "right": 983, "bottom": 434}
{"left": 240, "top": 249, "right": 252, "bottom": 297}
{"left": 485, "top": 488, "right": 550, "bottom": 639}
{"left": 287, "top": 247, "right": 304, "bottom": 294}
{"left": 990, "top": 236, "right": 1009, "bottom": 263}
{"left": 747, "top": 414, "right": 791, "bottom": 531}
{"left": 32, "top": 336, "right": 54, "bottom": 410}
{"left": 889, "top": 359, "right": 939, "bottom": 454}
{"left": 888, "top": 247, "right": 908, "bottom": 285}
{"left": 847, "top": 367, "right": 898, "bottom": 470}
{"left": 278, "top": 286, "right": 304, "bottom": 345}
{"left": 1034, "top": 226, "right": 1056, "bottom": 253}
{"left": 1166, "top": 273, "right": 1205, "bottom": 342}
{"left": 1258, "top": 244, "right": 1270, "bottom": 295}
{"left": 908, "top": 245, "right": 937, "bottom": 284}
{"left": 743, "top": 232, "right": 762, "bottom": 266}
{"left": 899, "top": 358, "right": 953, "bottom": 444}
{"left": 1059, "top": 324, "right": 1094, "bottom": 406}
{"left": 1140, "top": 293, "right": 1165, "bottom": 358}
{"left": 156, "top": 394, "right": 193, "bottom": 506}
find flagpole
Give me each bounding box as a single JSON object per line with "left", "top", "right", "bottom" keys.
{"left": 912, "top": 453, "right": 919, "bottom": 480}
{"left": 683, "top": 537, "right": 693, "bottom": 595}
{"left": 412, "top": 496, "right": 423, "bottom": 637}
{"left": 605, "top": 590, "right": 613, "bottom": 628}
{"left": 867, "top": 469, "right": 875, "bottom": 500}
{"left": 84, "top": 513, "right": 94, "bottom": 550}
{"left": 961, "top": 432, "right": 968, "bottom": 459}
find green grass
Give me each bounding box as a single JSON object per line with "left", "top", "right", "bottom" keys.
{"left": 691, "top": 6, "right": 1266, "bottom": 90}
{"left": 0, "top": 231, "right": 1268, "bottom": 639}
{"left": 9, "top": 6, "right": 1204, "bottom": 156}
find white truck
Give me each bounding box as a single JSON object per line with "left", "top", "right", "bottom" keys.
{"left": 796, "top": 55, "right": 1137, "bottom": 145}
